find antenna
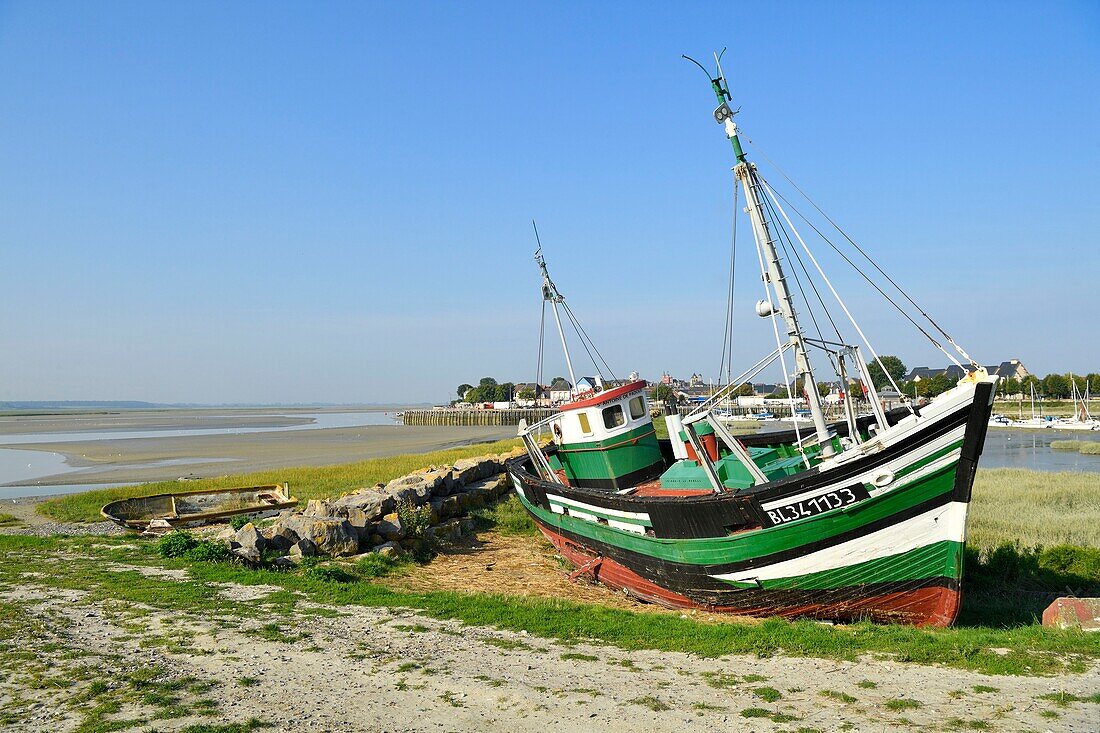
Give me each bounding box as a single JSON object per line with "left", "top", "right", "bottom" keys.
{"left": 532, "top": 219, "right": 543, "bottom": 259}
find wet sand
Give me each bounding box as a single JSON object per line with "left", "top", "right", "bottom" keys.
{"left": 7, "top": 425, "right": 514, "bottom": 486}
{"left": 0, "top": 409, "right": 513, "bottom": 488}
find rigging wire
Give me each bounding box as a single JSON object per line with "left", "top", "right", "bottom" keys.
{"left": 765, "top": 181, "right": 963, "bottom": 370}
{"left": 743, "top": 134, "right": 977, "bottom": 368}
{"left": 561, "top": 300, "right": 618, "bottom": 382}
{"left": 759, "top": 177, "right": 914, "bottom": 410}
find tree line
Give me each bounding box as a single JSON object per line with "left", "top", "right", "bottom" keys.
{"left": 455, "top": 377, "right": 537, "bottom": 404}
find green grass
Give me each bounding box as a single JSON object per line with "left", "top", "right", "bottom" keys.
{"left": 819, "top": 690, "right": 858, "bottom": 703}
{"left": 969, "top": 469, "right": 1100, "bottom": 550}
{"left": 629, "top": 695, "right": 669, "bottom": 711}
{"left": 753, "top": 686, "right": 782, "bottom": 702}
{"left": 0, "top": 512, "right": 21, "bottom": 526}
{"left": 471, "top": 493, "right": 538, "bottom": 536}
{"left": 38, "top": 438, "right": 523, "bottom": 523}
{"left": 3, "top": 535, "right": 1098, "bottom": 677}
{"left": 1050, "top": 440, "right": 1100, "bottom": 455}
{"left": 884, "top": 698, "right": 922, "bottom": 711}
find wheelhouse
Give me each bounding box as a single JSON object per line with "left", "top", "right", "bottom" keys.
{"left": 546, "top": 380, "right": 664, "bottom": 490}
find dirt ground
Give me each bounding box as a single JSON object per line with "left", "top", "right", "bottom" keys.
{"left": 382, "top": 532, "right": 752, "bottom": 623}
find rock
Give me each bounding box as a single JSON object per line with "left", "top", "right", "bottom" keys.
{"left": 280, "top": 516, "right": 358, "bottom": 557}
{"left": 303, "top": 499, "right": 335, "bottom": 517}
{"left": 441, "top": 495, "right": 463, "bottom": 518}
{"left": 268, "top": 523, "right": 300, "bottom": 547}
{"left": 368, "top": 533, "right": 384, "bottom": 547}
{"left": 332, "top": 487, "right": 390, "bottom": 525}
{"left": 384, "top": 476, "right": 432, "bottom": 506}
{"left": 457, "top": 517, "right": 478, "bottom": 536}
{"left": 377, "top": 513, "right": 405, "bottom": 541}
{"left": 373, "top": 540, "right": 404, "bottom": 558}
{"left": 289, "top": 538, "right": 317, "bottom": 560}
{"left": 234, "top": 522, "right": 266, "bottom": 554}
{"left": 267, "top": 532, "right": 294, "bottom": 553}
{"left": 452, "top": 458, "right": 481, "bottom": 486}
{"left": 464, "top": 477, "right": 500, "bottom": 505}
{"left": 476, "top": 457, "right": 502, "bottom": 480}
{"left": 1043, "top": 597, "right": 1100, "bottom": 631}
{"left": 430, "top": 498, "right": 449, "bottom": 521}
{"left": 433, "top": 519, "right": 463, "bottom": 542}
{"left": 272, "top": 556, "right": 296, "bottom": 569}
{"left": 232, "top": 545, "right": 261, "bottom": 564}
{"left": 423, "top": 468, "right": 456, "bottom": 496}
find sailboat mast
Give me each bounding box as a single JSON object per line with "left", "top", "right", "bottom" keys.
{"left": 536, "top": 250, "right": 578, "bottom": 388}
{"left": 702, "top": 60, "right": 834, "bottom": 451}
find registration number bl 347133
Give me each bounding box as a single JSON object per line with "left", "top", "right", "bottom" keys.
{"left": 759, "top": 484, "right": 870, "bottom": 528}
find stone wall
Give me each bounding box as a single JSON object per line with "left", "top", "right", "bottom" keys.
{"left": 221, "top": 449, "right": 524, "bottom": 563}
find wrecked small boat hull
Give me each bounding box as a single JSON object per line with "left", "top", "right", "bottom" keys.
{"left": 101, "top": 484, "right": 298, "bottom": 530}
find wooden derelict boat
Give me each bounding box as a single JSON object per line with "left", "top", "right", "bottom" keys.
{"left": 101, "top": 484, "right": 298, "bottom": 530}
{"left": 508, "top": 55, "right": 996, "bottom": 627}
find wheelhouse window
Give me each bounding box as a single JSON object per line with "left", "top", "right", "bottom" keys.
{"left": 628, "top": 396, "right": 646, "bottom": 420}
{"left": 577, "top": 412, "right": 592, "bottom": 434}
{"left": 602, "top": 404, "right": 625, "bottom": 429}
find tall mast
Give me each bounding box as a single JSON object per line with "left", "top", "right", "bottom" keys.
{"left": 696, "top": 54, "right": 834, "bottom": 452}
{"left": 535, "top": 247, "right": 577, "bottom": 388}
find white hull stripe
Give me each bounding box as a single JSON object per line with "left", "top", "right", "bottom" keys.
{"left": 546, "top": 493, "right": 651, "bottom": 522}
{"left": 763, "top": 423, "right": 966, "bottom": 511}
{"left": 711, "top": 501, "right": 968, "bottom": 584}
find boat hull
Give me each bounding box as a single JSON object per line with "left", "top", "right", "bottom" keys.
{"left": 508, "top": 379, "right": 995, "bottom": 626}
{"left": 101, "top": 484, "right": 298, "bottom": 529}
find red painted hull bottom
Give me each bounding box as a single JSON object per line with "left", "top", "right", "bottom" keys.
{"left": 538, "top": 525, "right": 962, "bottom": 628}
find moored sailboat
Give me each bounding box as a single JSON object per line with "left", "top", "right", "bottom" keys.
{"left": 507, "top": 55, "right": 997, "bottom": 626}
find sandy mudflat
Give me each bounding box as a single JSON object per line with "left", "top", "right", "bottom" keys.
{"left": 2, "top": 425, "right": 514, "bottom": 486}
{"left": 0, "top": 408, "right": 322, "bottom": 435}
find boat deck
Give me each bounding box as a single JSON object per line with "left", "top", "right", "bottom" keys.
{"left": 626, "top": 480, "right": 712, "bottom": 498}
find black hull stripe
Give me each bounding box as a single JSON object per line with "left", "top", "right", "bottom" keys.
{"left": 535, "top": 482, "right": 956, "bottom": 596}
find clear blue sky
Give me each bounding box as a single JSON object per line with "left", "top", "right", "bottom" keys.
{"left": 1, "top": 1, "right": 1097, "bottom": 404}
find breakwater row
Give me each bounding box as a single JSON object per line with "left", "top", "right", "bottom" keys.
{"left": 401, "top": 408, "right": 557, "bottom": 426}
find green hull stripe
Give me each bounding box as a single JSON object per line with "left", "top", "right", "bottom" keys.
{"left": 557, "top": 423, "right": 662, "bottom": 483}
{"left": 518, "top": 456, "right": 961, "bottom": 566}
{"left": 717, "top": 540, "right": 964, "bottom": 590}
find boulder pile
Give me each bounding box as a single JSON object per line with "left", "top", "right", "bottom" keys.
{"left": 220, "top": 451, "right": 520, "bottom": 563}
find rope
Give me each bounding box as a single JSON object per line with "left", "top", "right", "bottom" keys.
{"left": 744, "top": 134, "right": 977, "bottom": 368}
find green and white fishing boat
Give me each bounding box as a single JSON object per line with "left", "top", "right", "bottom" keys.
{"left": 507, "top": 54, "right": 997, "bottom": 626}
